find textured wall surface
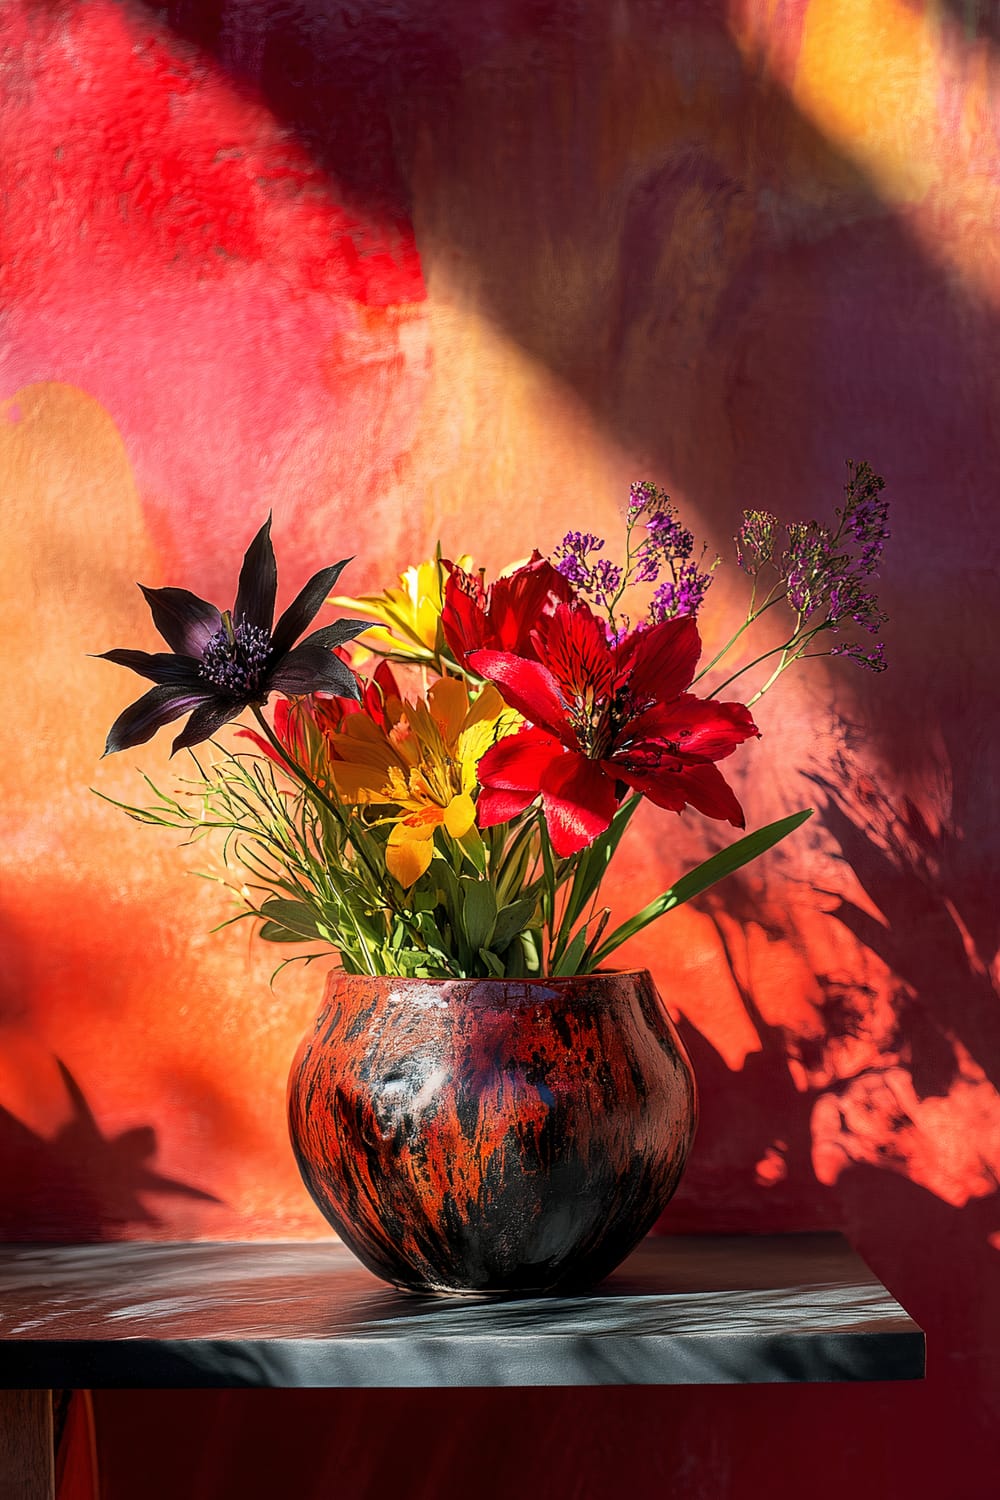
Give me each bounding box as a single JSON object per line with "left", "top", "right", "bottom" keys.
{"left": 1, "top": 1, "right": 998, "bottom": 1495}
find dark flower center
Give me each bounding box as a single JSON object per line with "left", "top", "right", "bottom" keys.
{"left": 199, "top": 618, "right": 272, "bottom": 698}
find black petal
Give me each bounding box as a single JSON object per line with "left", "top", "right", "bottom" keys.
{"left": 270, "top": 559, "right": 354, "bottom": 656}
{"left": 234, "top": 516, "right": 278, "bottom": 634}
{"left": 171, "top": 699, "right": 244, "bottom": 755}
{"left": 104, "top": 685, "right": 212, "bottom": 755}
{"left": 139, "top": 586, "right": 222, "bottom": 658}
{"left": 95, "top": 649, "right": 203, "bottom": 685}
{"left": 268, "top": 643, "right": 361, "bottom": 699}
{"left": 295, "top": 618, "right": 371, "bottom": 652}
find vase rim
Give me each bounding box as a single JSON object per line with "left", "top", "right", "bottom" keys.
{"left": 327, "top": 968, "right": 651, "bottom": 985}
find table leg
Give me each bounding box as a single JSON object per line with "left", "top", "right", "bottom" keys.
{"left": 0, "top": 1390, "right": 55, "bottom": 1500}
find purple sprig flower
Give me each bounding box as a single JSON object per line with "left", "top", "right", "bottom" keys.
{"left": 629, "top": 480, "right": 696, "bottom": 587}
{"left": 649, "top": 560, "right": 715, "bottom": 622}
{"left": 553, "top": 531, "right": 605, "bottom": 589}
{"left": 628, "top": 480, "right": 660, "bottom": 514}
{"left": 775, "top": 460, "right": 890, "bottom": 673}
{"left": 784, "top": 522, "right": 835, "bottom": 616}
{"left": 831, "top": 640, "right": 888, "bottom": 673}
{"left": 841, "top": 460, "right": 890, "bottom": 575}
{"left": 588, "top": 557, "right": 624, "bottom": 609}
{"left": 735, "top": 510, "right": 778, "bottom": 573}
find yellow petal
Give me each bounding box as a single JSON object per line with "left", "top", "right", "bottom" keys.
{"left": 429, "top": 675, "right": 470, "bottom": 744}
{"left": 443, "top": 791, "right": 476, "bottom": 839}
{"left": 326, "top": 765, "right": 393, "bottom": 803}
{"left": 391, "top": 807, "right": 444, "bottom": 840}
{"left": 385, "top": 836, "right": 433, "bottom": 887}
{"left": 462, "top": 682, "right": 508, "bottom": 731}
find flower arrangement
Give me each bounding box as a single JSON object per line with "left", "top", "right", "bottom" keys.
{"left": 98, "top": 463, "right": 888, "bottom": 980}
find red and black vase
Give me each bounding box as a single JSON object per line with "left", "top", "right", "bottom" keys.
{"left": 287, "top": 970, "right": 697, "bottom": 1294}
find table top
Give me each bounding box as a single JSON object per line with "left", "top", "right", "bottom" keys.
{"left": 0, "top": 1233, "right": 924, "bottom": 1389}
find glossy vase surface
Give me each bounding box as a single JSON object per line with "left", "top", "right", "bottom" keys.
{"left": 287, "top": 970, "right": 697, "bottom": 1294}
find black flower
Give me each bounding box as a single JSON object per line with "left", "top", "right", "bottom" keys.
{"left": 99, "top": 517, "right": 367, "bottom": 754}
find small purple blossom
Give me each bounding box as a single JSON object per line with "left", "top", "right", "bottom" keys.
{"left": 644, "top": 509, "right": 694, "bottom": 559}
{"left": 628, "top": 480, "right": 662, "bottom": 514}
{"left": 771, "top": 462, "right": 890, "bottom": 675}
{"left": 649, "top": 560, "right": 715, "bottom": 622}
{"left": 841, "top": 460, "right": 889, "bottom": 575}
{"left": 831, "top": 640, "right": 887, "bottom": 673}
{"left": 783, "top": 522, "right": 834, "bottom": 616}
{"left": 827, "top": 575, "right": 887, "bottom": 634}
{"left": 628, "top": 480, "right": 696, "bottom": 588}
{"left": 735, "top": 510, "right": 778, "bottom": 573}
{"left": 554, "top": 531, "right": 605, "bottom": 589}
{"left": 588, "top": 557, "right": 623, "bottom": 609}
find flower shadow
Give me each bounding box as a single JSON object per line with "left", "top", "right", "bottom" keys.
{"left": 0, "top": 1057, "right": 223, "bottom": 1240}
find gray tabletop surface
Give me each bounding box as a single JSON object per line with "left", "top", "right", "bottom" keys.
{"left": 0, "top": 1233, "right": 925, "bottom": 1388}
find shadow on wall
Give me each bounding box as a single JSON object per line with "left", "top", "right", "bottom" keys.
{"left": 110, "top": 0, "right": 1000, "bottom": 592}
{"left": 14, "top": 0, "right": 998, "bottom": 1263}
{"left": 670, "top": 732, "right": 1000, "bottom": 1227}
{"left": 0, "top": 1057, "right": 221, "bottom": 1240}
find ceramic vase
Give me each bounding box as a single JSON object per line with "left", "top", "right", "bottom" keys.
{"left": 287, "top": 969, "right": 697, "bottom": 1294}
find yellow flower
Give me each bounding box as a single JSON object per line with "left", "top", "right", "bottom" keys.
{"left": 324, "top": 675, "right": 518, "bottom": 886}
{"left": 330, "top": 554, "right": 472, "bottom": 663}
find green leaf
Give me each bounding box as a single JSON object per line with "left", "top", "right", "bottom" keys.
{"left": 459, "top": 879, "right": 498, "bottom": 953}
{"left": 552, "top": 922, "right": 593, "bottom": 977}
{"left": 259, "top": 921, "right": 311, "bottom": 943}
{"left": 490, "top": 897, "right": 537, "bottom": 952}
{"left": 258, "top": 898, "right": 325, "bottom": 941}
{"left": 478, "top": 947, "right": 506, "bottom": 977}
{"left": 538, "top": 814, "right": 557, "bottom": 927}
{"left": 458, "top": 824, "right": 487, "bottom": 875}
{"left": 516, "top": 930, "right": 542, "bottom": 975}
{"left": 592, "top": 808, "right": 814, "bottom": 965}
{"left": 579, "top": 907, "right": 612, "bottom": 971}
{"left": 557, "top": 797, "right": 639, "bottom": 951}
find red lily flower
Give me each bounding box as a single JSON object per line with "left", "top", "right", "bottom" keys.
{"left": 472, "top": 604, "right": 759, "bottom": 856}
{"left": 441, "top": 551, "right": 574, "bottom": 671}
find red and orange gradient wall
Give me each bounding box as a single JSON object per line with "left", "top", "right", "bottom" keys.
{"left": 1, "top": 2, "right": 998, "bottom": 1496}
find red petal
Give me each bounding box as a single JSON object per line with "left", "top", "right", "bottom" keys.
{"left": 628, "top": 694, "right": 759, "bottom": 763}
{"left": 476, "top": 725, "right": 566, "bottom": 792}
{"left": 441, "top": 565, "right": 488, "bottom": 669}
{"left": 616, "top": 760, "right": 746, "bottom": 827}
{"left": 443, "top": 555, "right": 574, "bottom": 669}
{"left": 469, "top": 652, "right": 571, "bottom": 740}
{"left": 533, "top": 602, "right": 614, "bottom": 703}
{"left": 476, "top": 786, "right": 539, "bottom": 828}
{"left": 490, "top": 554, "right": 575, "bottom": 656}
{"left": 614, "top": 616, "right": 701, "bottom": 701}
{"left": 539, "top": 751, "right": 620, "bottom": 856}
{"left": 363, "top": 660, "right": 402, "bottom": 726}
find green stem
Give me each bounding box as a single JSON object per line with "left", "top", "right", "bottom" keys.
{"left": 249, "top": 705, "right": 423, "bottom": 945}
{"left": 691, "top": 593, "right": 784, "bottom": 684}
{"left": 745, "top": 624, "right": 829, "bottom": 706}
{"left": 709, "top": 635, "right": 801, "bottom": 699}
{"left": 746, "top": 650, "right": 792, "bottom": 707}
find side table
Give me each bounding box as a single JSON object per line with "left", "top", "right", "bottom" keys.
{"left": 0, "top": 1233, "right": 925, "bottom": 1498}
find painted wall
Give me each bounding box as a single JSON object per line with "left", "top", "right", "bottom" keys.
{"left": 1, "top": 1, "right": 998, "bottom": 1495}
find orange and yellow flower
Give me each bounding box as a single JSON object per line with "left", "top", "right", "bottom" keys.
{"left": 324, "top": 674, "right": 519, "bottom": 886}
